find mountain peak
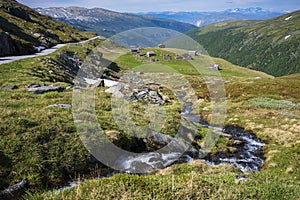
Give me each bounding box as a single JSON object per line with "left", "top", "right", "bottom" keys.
{"left": 225, "top": 7, "right": 265, "bottom": 13}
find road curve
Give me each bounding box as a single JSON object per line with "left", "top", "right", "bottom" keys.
{"left": 0, "top": 36, "right": 101, "bottom": 65}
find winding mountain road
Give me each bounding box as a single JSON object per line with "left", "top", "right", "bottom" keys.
{"left": 0, "top": 36, "right": 100, "bottom": 65}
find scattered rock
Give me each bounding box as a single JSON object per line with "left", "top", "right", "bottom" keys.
{"left": 105, "top": 130, "right": 121, "bottom": 140}
{"left": 66, "top": 85, "right": 74, "bottom": 90}
{"left": 26, "top": 83, "right": 40, "bottom": 89}
{"left": 235, "top": 174, "right": 250, "bottom": 184}
{"left": 2, "top": 85, "right": 18, "bottom": 90}
{"left": 105, "top": 83, "right": 128, "bottom": 98}
{"left": 33, "top": 33, "right": 41, "bottom": 38}
{"left": 230, "top": 139, "right": 244, "bottom": 146}
{"left": 176, "top": 155, "right": 193, "bottom": 164}
{"left": 106, "top": 82, "right": 165, "bottom": 104}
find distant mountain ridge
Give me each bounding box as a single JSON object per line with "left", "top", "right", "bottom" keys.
{"left": 35, "top": 7, "right": 196, "bottom": 37}
{"left": 187, "top": 10, "right": 300, "bottom": 77}
{"left": 0, "top": 0, "right": 95, "bottom": 57}
{"left": 138, "top": 7, "right": 286, "bottom": 27}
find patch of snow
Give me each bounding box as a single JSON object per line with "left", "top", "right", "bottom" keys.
{"left": 231, "top": 8, "right": 240, "bottom": 13}
{"left": 196, "top": 20, "right": 202, "bottom": 27}
{"left": 84, "top": 78, "right": 101, "bottom": 85}
{"left": 84, "top": 78, "right": 118, "bottom": 87}
{"left": 104, "top": 79, "right": 118, "bottom": 87}
{"left": 37, "top": 46, "right": 46, "bottom": 52}
{"left": 284, "top": 35, "right": 291, "bottom": 40}
{"left": 285, "top": 16, "right": 292, "bottom": 20}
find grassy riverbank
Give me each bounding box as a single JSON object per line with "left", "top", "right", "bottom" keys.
{"left": 0, "top": 40, "right": 299, "bottom": 199}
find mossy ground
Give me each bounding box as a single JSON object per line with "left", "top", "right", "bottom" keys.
{"left": 0, "top": 41, "right": 299, "bottom": 199}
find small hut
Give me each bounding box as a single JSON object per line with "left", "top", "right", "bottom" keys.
{"left": 182, "top": 53, "right": 193, "bottom": 60}
{"left": 188, "top": 51, "right": 197, "bottom": 56}
{"left": 158, "top": 44, "right": 166, "bottom": 48}
{"left": 210, "top": 64, "right": 220, "bottom": 70}
{"left": 131, "top": 48, "right": 138, "bottom": 54}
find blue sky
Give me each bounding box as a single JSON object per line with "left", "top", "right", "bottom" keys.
{"left": 18, "top": 0, "right": 300, "bottom": 12}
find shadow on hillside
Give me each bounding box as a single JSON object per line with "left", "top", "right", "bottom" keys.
{"left": 0, "top": 150, "right": 11, "bottom": 190}
{"left": 101, "top": 58, "right": 121, "bottom": 73}
{"left": 0, "top": 16, "right": 39, "bottom": 45}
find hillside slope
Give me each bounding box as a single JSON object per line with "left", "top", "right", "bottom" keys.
{"left": 187, "top": 10, "right": 300, "bottom": 77}
{"left": 0, "top": 0, "right": 95, "bottom": 56}
{"left": 35, "top": 7, "right": 196, "bottom": 37}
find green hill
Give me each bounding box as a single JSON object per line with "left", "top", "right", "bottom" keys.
{"left": 0, "top": 0, "right": 95, "bottom": 56}
{"left": 187, "top": 10, "right": 300, "bottom": 77}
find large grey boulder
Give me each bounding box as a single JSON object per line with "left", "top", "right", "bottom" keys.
{"left": 26, "top": 84, "right": 65, "bottom": 94}
{"left": 48, "top": 104, "right": 71, "bottom": 109}
{"left": 145, "top": 131, "right": 199, "bottom": 158}
{"left": 2, "top": 85, "right": 18, "bottom": 90}
{"left": 0, "top": 179, "right": 29, "bottom": 200}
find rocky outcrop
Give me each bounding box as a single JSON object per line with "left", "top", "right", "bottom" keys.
{"left": 0, "top": 31, "right": 36, "bottom": 56}
{"left": 7, "top": 7, "right": 31, "bottom": 21}
{"left": 45, "top": 51, "right": 82, "bottom": 83}
{"left": 106, "top": 83, "right": 165, "bottom": 105}
{"left": 0, "top": 179, "right": 28, "bottom": 200}
{"left": 45, "top": 50, "right": 104, "bottom": 84}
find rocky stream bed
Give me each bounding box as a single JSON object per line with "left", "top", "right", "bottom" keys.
{"left": 59, "top": 79, "right": 266, "bottom": 191}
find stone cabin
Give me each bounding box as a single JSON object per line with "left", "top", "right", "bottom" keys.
{"left": 131, "top": 48, "right": 138, "bottom": 54}
{"left": 188, "top": 51, "right": 197, "bottom": 56}
{"left": 158, "top": 44, "right": 166, "bottom": 48}
{"left": 182, "top": 53, "right": 193, "bottom": 60}
{"left": 210, "top": 64, "right": 221, "bottom": 70}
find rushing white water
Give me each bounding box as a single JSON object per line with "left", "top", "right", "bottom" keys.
{"left": 178, "top": 94, "right": 265, "bottom": 173}
{"left": 55, "top": 181, "right": 81, "bottom": 193}
{"left": 113, "top": 119, "right": 265, "bottom": 174}
{"left": 116, "top": 152, "right": 183, "bottom": 174}
{"left": 110, "top": 91, "right": 265, "bottom": 174}
{"left": 203, "top": 125, "right": 265, "bottom": 173}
